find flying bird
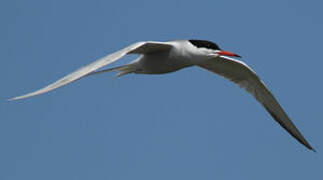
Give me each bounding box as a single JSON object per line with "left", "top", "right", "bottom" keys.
{"left": 8, "top": 39, "right": 315, "bottom": 151}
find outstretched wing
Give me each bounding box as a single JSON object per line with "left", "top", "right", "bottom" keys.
{"left": 9, "top": 41, "right": 173, "bottom": 101}
{"left": 197, "top": 56, "right": 314, "bottom": 151}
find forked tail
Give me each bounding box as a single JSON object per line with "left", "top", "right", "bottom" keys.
{"left": 86, "top": 64, "right": 137, "bottom": 77}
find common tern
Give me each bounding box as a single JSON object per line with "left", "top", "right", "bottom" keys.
{"left": 8, "top": 39, "right": 315, "bottom": 151}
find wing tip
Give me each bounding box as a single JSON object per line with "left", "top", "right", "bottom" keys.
{"left": 306, "top": 144, "right": 316, "bottom": 153}
{"left": 7, "top": 96, "right": 25, "bottom": 101}
{"left": 7, "top": 92, "right": 37, "bottom": 101}
{"left": 263, "top": 104, "right": 316, "bottom": 152}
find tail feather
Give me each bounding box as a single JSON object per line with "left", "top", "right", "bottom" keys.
{"left": 86, "top": 64, "right": 136, "bottom": 78}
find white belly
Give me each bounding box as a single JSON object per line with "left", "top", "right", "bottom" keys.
{"left": 135, "top": 50, "right": 193, "bottom": 74}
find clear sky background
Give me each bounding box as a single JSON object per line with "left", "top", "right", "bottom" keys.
{"left": 1, "top": 0, "right": 323, "bottom": 179}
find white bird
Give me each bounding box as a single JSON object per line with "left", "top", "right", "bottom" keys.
{"left": 9, "top": 39, "right": 314, "bottom": 151}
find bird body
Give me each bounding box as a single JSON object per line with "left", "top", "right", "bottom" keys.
{"left": 116, "top": 40, "right": 198, "bottom": 75}
{"left": 8, "top": 39, "right": 315, "bottom": 151}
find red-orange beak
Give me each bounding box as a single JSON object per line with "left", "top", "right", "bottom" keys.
{"left": 218, "top": 50, "right": 241, "bottom": 58}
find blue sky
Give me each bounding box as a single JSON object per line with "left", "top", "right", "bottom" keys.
{"left": 1, "top": 0, "right": 323, "bottom": 179}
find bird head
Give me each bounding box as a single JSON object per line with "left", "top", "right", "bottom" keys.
{"left": 188, "top": 39, "right": 241, "bottom": 58}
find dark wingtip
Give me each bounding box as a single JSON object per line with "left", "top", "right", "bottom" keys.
{"left": 309, "top": 146, "right": 317, "bottom": 153}
{"left": 234, "top": 54, "right": 242, "bottom": 58}
{"left": 263, "top": 104, "right": 315, "bottom": 152}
